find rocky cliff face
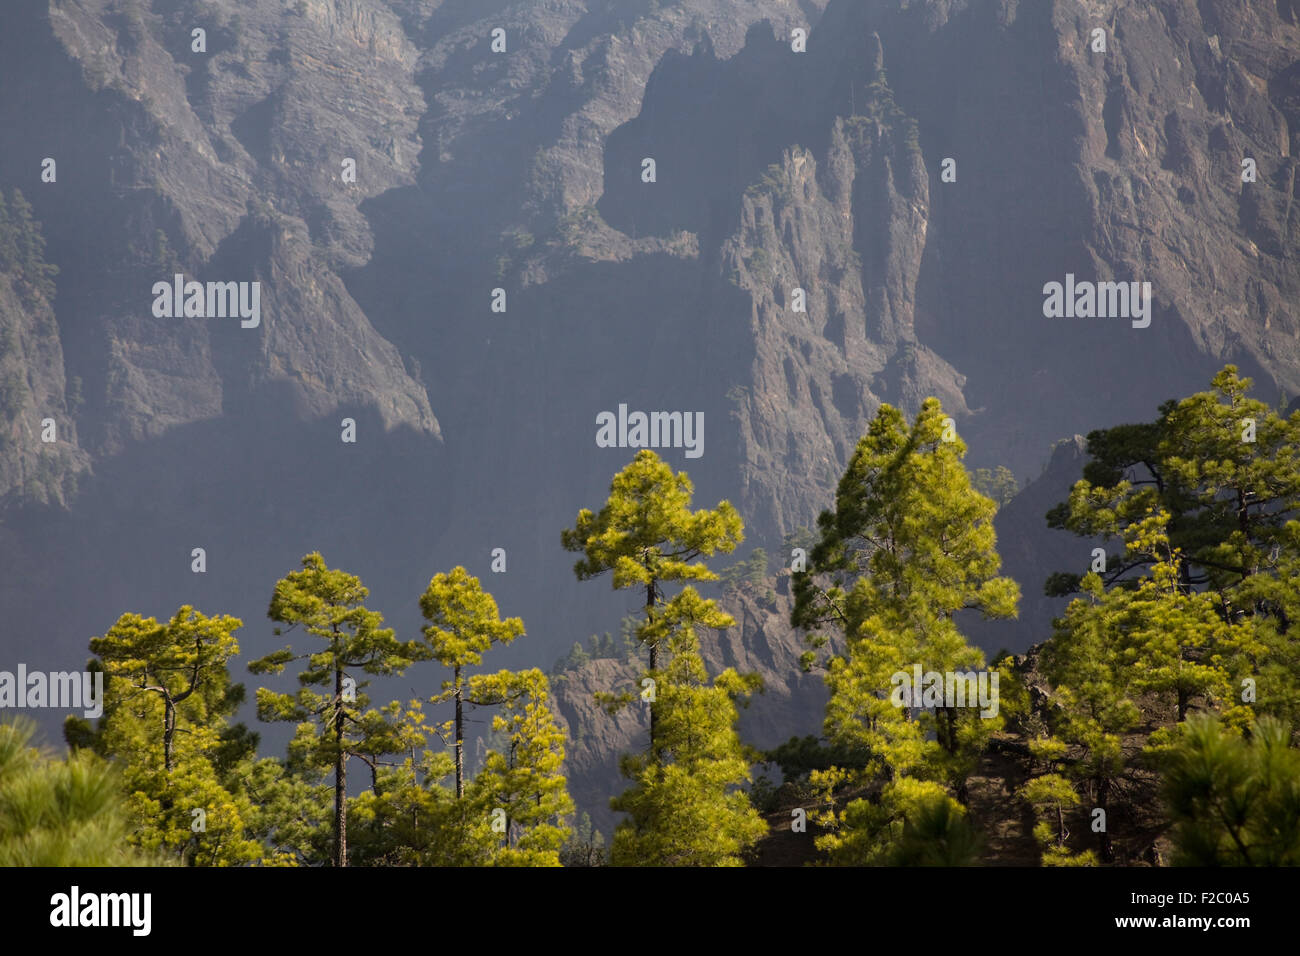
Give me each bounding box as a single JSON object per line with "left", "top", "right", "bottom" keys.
{"left": 722, "top": 114, "right": 971, "bottom": 541}
{"left": 0, "top": 254, "right": 90, "bottom": 511}
{"left": 6, "top": 0, "right": 439, "bottom": 454}
{"left": 0, "top": 0, "right": 1296, "bottom": 778}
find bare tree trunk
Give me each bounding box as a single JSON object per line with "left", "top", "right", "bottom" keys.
{"left": 1097, "top": 775, "right": 1113, "bottom": 863}
{"left": 455, "top": 664, "right": 465, "bottom": 799}
{"left": 334, "top": 663, "right": 347, "bottom": 868}
{"left": 163, "top": 696, "right": 175, "bottom": 774}
{"left": 646, "top": 579, "right": 657, "bottom": 760}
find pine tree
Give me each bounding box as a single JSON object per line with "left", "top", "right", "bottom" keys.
{"left": 0, "top": 718, "right": 155, "bottom": 866}
{"left": 66, "top": 606, "right": 265, "bottom": 865}
{"left": 1033, "top": 510, "right": 1256, "bottom": 861}
{"left": 1036, "top": 367, "right": 1300, "bottom": 860}
{"left": 607, "top": 617, "right": 766, "bottom": 866}
{"left": 971, "top": 465, "right": 1018, "bottom": 508}
{"left": 1047, "top": 366, "right": 1300, "bottom": 604}
{"left": 1232, "top": 523, "right": 1300, "bottom": 729}
{"left": 562, "top": 449, "right": 743, "bottom": 757}
{"left": 1020, "top": 771, "right": 1096, "bottom": 866}
{"left": 249, "top": 552, "right": 423, "bottom": 867}
{"left": 4, "top": 189, "right": 58, "bottom": 302}
{"left": 878, "top": 780, "right": 981, "bottom": 866}
{"left": 1162, "top": 714, "right": 1300, "bottom": 865}
{"left": 467, "top": 668, "right": 574, "bottom": 866}
{"left": 1035, "top": 570, "right": 1138, "bottom": 865}
{"left": 240, "top": 754, "right": 330, "bottom": 866}
{"left": 81, "top": 606, "right": 242, "bottom": 774}
{"left": 418, "top": 566, "right": 524, "bottom": 798}
{"left": 564, "top": 451, "right": 765, "bottom": 864}
{"left": 560, "top": 812, "right": 607, "bottom": 867}
{"left": 791, "top": 399, "right": 1018, "bottom": 846}
{"left": 343, "top": 706, "right": 468, "bottom": 867}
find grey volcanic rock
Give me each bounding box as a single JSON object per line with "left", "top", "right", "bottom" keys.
{"left": 0, "top": 265, "right": 90, "bottom": 509}
{"left": 722, "top": 119, "right": 971, "bottom": 541}
{"left": 850, "top": 0, "right": 1300, "bottom": 480}
{"left": 31, "top": 0, "right": 438, "bottom": 450}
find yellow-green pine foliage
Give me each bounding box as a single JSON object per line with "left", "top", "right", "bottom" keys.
{"left": 790, "top": 399, "right": 1018, "bottom": 862}
{"left": 0, "top": 718, "right": 156, "bottom": 866}
{"left": 350, "top": 748, "right": 510, "bottom": 867}
{"left": 608, "top": 624, "right": 766, "bottom": 866}
{"left": 72, "top": 605, "right": 264, "bottom": 865}
{"left": 820, "top": 777, "right": 978, "bottom": 866}
{"left": 468, "top": 668, "right": 574, "bottom": 866}
{"left": 564, "top": 452, "right": 764, "bottom": 865}
{"left": 1162, "top": 715, "right": 1300, "bottom": 865}
{"left": 239, "top": 754, "right": 329, "bottom": 865}
{"left": 419, "top": 566, "right": 525, "bottom": 798}
{"left": 1047, "top": 366, "right": 1300, "bottom": 728}
{"left": 561, "top": 450, "right": 744, "bottom": 599}
{"left": 250, "top": 552, "right": 423, "bottom": 867}
{"left": 1037, "top": 371, "right": 1300, "bottom": 862}
{"left": 971, "top": 465, "right": 1018, "bottom": 508}
{"left": 1019, "top": 771, "right": 1096, "bottom": 867}
{"left": 344, "top": 706, "right": 484, "bottom": 867}
{"left": 562, "top": 450, "right": 743, "bottom": 751}
{"left": 1037, "top": 514, "right": 1257, "bottom": 862}
{"left": 1234, "top": 521, "right": 1300, "bottom": 730}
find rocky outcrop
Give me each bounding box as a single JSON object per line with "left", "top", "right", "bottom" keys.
{"left": 0, "top": 259, "right": 90, "bottom": 510}
{"left": 28, "top": 0, "right": 439, "bottom": 453}
{"left": 722, "top": 110, "right": 971, "bottom": 540}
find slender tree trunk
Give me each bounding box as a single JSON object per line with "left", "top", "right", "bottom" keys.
{"left": 455, "top": 664, "right": 464, "bottom": 799}
{"left": 646, "top": 578, "right": 657, "bottom": 760}
{"left": 1236, "top": 489, "right": 1255, "bottom": 580}
{"left": 334, "top": 662, "right": 347, "bottom": 868}
{"left": 1097, "top": 775, "right": 1113, "bottom": 863}
{"left": 163, "top": 696, "right": 175, "bottom": 774}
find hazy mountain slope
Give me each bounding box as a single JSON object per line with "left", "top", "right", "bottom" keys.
{"left": 0, "top": 0, "right": 1295, "bottom": 761}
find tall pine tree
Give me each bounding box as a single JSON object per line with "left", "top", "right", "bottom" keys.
{"left": 249, "top": 552, "right": 422, "bottom": 867}
{"left": 790, "top": 399, "right": 1017, "bottom": 862}
{"left": 418, "top": 566, "right": 524, "bottom": 798}
{"left": 562, "top": 449, "right": 743, "bottom": 757}
{"left": 564, "top": 451, "right": 765, "bottom": 865}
